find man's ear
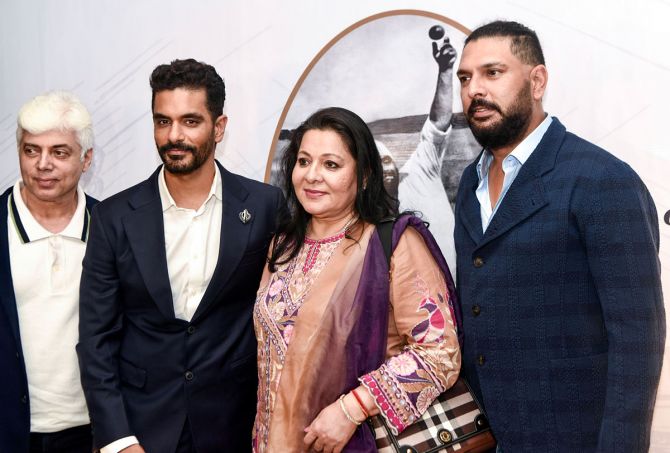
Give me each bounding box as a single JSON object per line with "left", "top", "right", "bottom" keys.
{"left": 82, "top": 148, "right": 93, "bottom": 172}
{"left": 214, "top": 115, "right": 228, "bottom": 143}
{"left": 530, "top": 64, "right": 548, "bottom": 101}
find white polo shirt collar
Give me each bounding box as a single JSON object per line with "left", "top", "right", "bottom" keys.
{"left": 9, "top": 181, "right": 89, "bottom": 243}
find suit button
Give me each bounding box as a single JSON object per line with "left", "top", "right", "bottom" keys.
{"left": 472, "top": 305, "right": 481, "bottom": 316}
{"left": 21, "top": 394, "right": 27, "bottom": 404}
{"left": 477, "top": 354, "right": 485, "bottom": 366}
{"left": 185, "top": 371, "right": 194, "bottom": 381}
{"left": 473, "top": 257, "right": 484, "bottom": 268}
{"left": 187, "top": 325, "right": 196, "bottom": 334}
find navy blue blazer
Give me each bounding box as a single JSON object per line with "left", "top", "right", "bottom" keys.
{"left": 454, "top": 118, "right": 665, "bottom": 452}
{"left": 0, "top": 186, "right": 97, "bottom": 453}
{"left": 77, "top": 162, "right": 283, "bottom": 453}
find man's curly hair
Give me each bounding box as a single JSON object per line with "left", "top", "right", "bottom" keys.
{"left": 150, "top": 58, "right": 225, "bottom": 121}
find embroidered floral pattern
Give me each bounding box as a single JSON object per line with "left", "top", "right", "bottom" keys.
{"left": 360, "top": 270, "right": 460, "bottom": 435}
{"left": 270, "top": 301, "right": 286, "bottom": 320}
{"left": 268, "top": 279, "right": 283, "bottom": 297}
{"left": 411, "top": 295, "right": 446, "bottom": 344}
{"left": 282, "top": 324, "right": 294, "bottom": 345}
{"left": 416, "top": 387, "right": 440, "bottom": 413}
{"left": 388, "top": 354, "right": 418, "bottom": 376}
{"left": 252, "top": 232, "right": 345, "bottom": 453}
{"left": 302, "top": 232, "right": 345, "bottom": 273}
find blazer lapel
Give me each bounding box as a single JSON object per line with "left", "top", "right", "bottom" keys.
{"left": 476, "top": 118, "right": 566, "bottom": 250}
{"left": 456, "top": 163, "right": 485, "bottom": 245}
{"left": 0, "top": 189, "right": 22, "bottom": 348}
{"left": 122, "top": 169, "right": 175, "bottom": 320}
{"left": 192, "top": 163, "right": 251, "bottom": 322}
{"left": 478, "top": 167, "right": 548, "bottom": 249}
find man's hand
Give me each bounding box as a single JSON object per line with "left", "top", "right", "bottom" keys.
{"left": 429, "top": 35, "right": 456, "bottom": 130}
{"left": 432, "top": 37, "right": 457, "bottom": 72}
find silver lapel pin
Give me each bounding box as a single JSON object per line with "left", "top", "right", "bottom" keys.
{"left": 239, "top": 209, "right": 252, "bottom": 224}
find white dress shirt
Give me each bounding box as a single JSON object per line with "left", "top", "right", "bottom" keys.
{"left": 102, "top": 164, "right": 223, "bottom": 453}
{"left": 159, "top": 164, "right": 223, "bottom": 321}
{"left": 8, "top": 181, "right": 90, "bottom": 433}
{"left": 476, "top": 115, "right": 553, "bottom": 231}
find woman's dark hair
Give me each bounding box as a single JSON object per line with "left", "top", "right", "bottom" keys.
{"left": 269, "top": 107, "right": 398, "bottom": 271}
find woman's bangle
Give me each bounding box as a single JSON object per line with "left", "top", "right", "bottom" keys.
{"left": 350, "top": 388, "right": 369, "bottom": 419}
{"left": 338, "top": 394, "right": 362, "bottom": 426}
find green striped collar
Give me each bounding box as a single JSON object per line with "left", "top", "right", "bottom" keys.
{"left": 8, "top": 189, "right": 90, "bottom": 244}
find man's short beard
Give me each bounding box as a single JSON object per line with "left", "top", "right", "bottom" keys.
{"left": 466, "top": 83, "right": 533, "bottom": 151}
{"left": 158, "top": 133, "right": 215, "bottom": 175}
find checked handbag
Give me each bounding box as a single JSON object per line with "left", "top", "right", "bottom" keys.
{"left": 367, "top": 377, "right": 495, "bottom": 453}
{"left": 371, "top": 220, "right": 496, "bottom": 453}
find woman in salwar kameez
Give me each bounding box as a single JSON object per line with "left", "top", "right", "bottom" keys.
{"left": 253, "top": 107, "right": 461, "bottom": 453}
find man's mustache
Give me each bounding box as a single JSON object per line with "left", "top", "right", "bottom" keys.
{"left": 158, "top": 142, "right": 196, "bottom": 154}
{"left": 468, "top": 98, "right": 502, "bottom": 117}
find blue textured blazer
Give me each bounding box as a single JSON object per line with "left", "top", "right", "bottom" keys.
{"left": 0, "top": 186, "right": 97, "bottom": 453}
{"left": 77, "top": 162, "right": 283, "bottom": 453}
{"left": 454, "top": 118, "right": 665, "bottom": 452}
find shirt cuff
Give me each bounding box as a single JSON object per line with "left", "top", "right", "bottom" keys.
{"left": 100, "top": 436, "right": 139, "bottom": 453}
{"left": 420, "top": 117, "right": 451, "bottom": 145}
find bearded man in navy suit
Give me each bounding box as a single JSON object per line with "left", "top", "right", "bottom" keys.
{"left": 454, "top": 21, "right": 665, "bottom": 452}
{"left": 77, "top": 59, "right": 284, "bottom": 453}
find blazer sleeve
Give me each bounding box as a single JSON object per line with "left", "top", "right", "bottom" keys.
{"left": 273, "top": 185, "right": 289, "bottom": 230}
{"left": 576, "top": 162, "right": 665, "bottom": 452}
{"left": 77, "top": 204, "right": 133, "bottom": 448}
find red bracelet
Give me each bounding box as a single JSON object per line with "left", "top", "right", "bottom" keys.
{"left": 350, "top": 388, "right": 369, "bottom": 419}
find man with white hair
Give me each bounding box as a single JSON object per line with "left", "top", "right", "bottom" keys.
{"left": 0, "top": 91, "right": 97, "bottom": 453}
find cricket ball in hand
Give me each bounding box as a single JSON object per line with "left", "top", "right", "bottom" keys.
{"left": 429, "top": 25, "right": 445, "bottom": 40}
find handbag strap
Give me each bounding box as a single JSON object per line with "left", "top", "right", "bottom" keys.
{"left": 377, "top": 217, "right": 395, "bottom": 268}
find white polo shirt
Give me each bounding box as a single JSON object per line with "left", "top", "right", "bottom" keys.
{"left": 8, "top": 181, "right": 90, "bottom": 433}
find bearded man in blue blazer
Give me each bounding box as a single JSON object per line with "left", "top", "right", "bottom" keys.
{"left": 454, "top": 21, "right": 665, "bottom": 452}
{"left": 77, "top": 59, "right": 284, "bottom": 453}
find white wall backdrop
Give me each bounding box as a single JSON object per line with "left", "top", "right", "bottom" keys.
{"left": 2, "top": 0, "right": 669, "bottom": 450}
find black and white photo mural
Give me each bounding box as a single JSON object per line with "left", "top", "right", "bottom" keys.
{"left": 266, "top": 11, "right": 481, "bottom": 274}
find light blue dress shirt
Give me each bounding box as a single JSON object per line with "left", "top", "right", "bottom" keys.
{"left": 475, "top": 115, "right": 553, "bottom": 232}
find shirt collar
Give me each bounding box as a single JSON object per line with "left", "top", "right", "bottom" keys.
{"left": 10, "top": 180, "right": 88, "bottom": 243}
{"left": 158, "top": 163, "right": 223, "bottom": 212}
{"left": 476, "top": 115, "right": 553, "bottom": 181}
